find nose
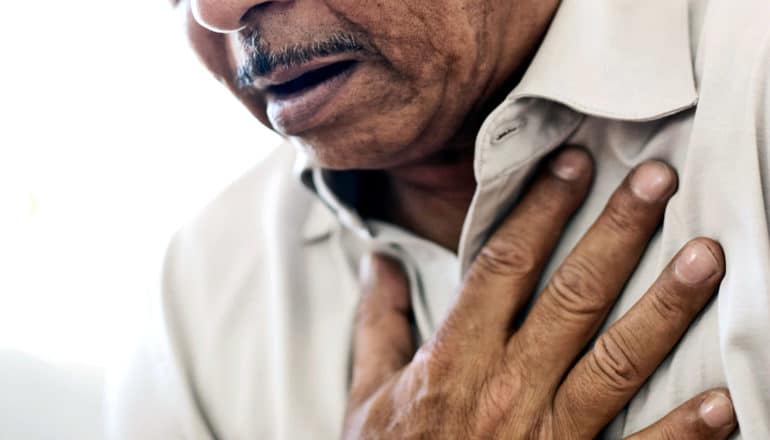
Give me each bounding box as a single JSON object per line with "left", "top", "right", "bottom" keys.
{"left": 191, "top": 0, "right": 286, "bottom": 33}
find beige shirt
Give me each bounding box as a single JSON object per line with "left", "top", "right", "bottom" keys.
{"left": 108, "top": 0, "right": 770, "bottom": 438}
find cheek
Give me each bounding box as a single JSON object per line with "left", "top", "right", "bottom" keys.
{"left": 325, "top": 0, "right": 480, "bottom": 83}
{"left": 292, "top": 63, "right": 467, "bottom": 169}
{"left": 293, "top": 1, "right": 493, "bottom": 168}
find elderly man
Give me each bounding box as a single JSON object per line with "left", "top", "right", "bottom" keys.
{"left": 110, "top": 0, "right": 770, "bottom": 438}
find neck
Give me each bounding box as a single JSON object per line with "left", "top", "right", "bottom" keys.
{"left": 384, "top": 138, "right": 478, "bottom": 252}
{"left": 375, "top": 73, "right": 525, "bottom": 252}
{"left": 366, "top": 5, "right": 557, "bottom": 252}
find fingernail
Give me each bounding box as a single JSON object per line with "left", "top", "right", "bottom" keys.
{"left": 550, "top": 149, "right": 590, "bottom": 181}
{"left": 674, "top": 241, "right": 719, "bottom": 284}
{"left": 699, "top": 392, "right": 735, "bottom": 428}
{"left": 630, "top": 162, "right": 675, "bottom": 202}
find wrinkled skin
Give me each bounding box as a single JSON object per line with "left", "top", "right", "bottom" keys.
{"left": 344, "top": 151, "right": 736, "bottom": 439}
{"left": 170, "top": 1, "right": 739, "bottom": 438}
{"left": 178, "top": 0, "right": 559, "bottom": 169}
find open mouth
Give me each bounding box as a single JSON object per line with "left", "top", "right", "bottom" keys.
{"left": 261, "top": 57, "right": 361, "bottom": 134}
{"left": 267, "top": 60, "right": 358, "bottom": 97}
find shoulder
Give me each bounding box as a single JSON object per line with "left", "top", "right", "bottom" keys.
{"left": 162, "top": 141, "right": 317, "bottom": 332}
{"left": 107, "top": 143, "right": 317, "bottom": 438}
{"left": 172, "top": 142, "right": 309, "bottom": 257}
{"left": 166, "top": 142, "right": 313, "bottom": 285}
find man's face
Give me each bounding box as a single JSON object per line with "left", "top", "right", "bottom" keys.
{"left": 180, "top": 0, "right": 557, "bottom": 169}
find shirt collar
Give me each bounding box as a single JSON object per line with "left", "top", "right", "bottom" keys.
{"left": 298, "top": 0, "right": 699, "bottom": 240}
{"left": 512, "top": 0, "right": 698, "bottom": 121}
{"left": 298, "top": 163, "right": 374, "bottom": 242}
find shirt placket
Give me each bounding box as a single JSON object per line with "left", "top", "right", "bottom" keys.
{"left": 458, "top": 99, "right": 584, "bottom": 274}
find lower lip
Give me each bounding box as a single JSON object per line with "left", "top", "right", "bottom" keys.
{"left": 266, "top": 63, "right": 358, "bottom": 135}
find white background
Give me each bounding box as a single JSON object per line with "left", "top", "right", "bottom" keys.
{"left": 0, "top": 1, "right": 280, "bottom": 438}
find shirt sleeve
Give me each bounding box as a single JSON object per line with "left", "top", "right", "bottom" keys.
{"left": 105, "top": 234, "right": 214, "bottom": 440}
{"left": 104, "top": 330, "right": 187, "bottom": 440}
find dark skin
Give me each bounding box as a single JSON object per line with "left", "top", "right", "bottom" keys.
{"left": 346, "top": 150, "right": 736, "bottom": 438}
{"left": 182, "top": 0, "right": 559, "bottom": 250}
{"left": 174, "top": 0, "right": 739, "bottom": 437}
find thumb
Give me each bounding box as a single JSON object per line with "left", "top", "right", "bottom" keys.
{"left": 349, "top": 253, "right": 414, "bottom": 404}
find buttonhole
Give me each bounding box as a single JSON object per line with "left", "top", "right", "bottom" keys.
{"left": 494, "top": 123, "right": 523, "bottom": 143}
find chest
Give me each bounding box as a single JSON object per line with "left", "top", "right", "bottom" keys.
{"left": 207, "top": 108, "right": 770, "bottom": 439}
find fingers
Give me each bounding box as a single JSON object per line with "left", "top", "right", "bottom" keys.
{"left": 453, "top": 147, "right": 593, "bottom": 341}
{"left": 348, "top": 254, "right": 414, "bottom": 405}
{"left": 554, "top": 238, "right": 726, "bottom": 438}
{"left": 513, "top": 161, "right": 677, "bottom": 376}
{"left": 625, "top": 389, "right": 737, "bottom": 440}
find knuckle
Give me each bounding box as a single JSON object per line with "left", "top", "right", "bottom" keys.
{"left": 535, "top": 177, "right": 577, "bottom": 211}
{"left": 630, "top": 425, "right": 681, "bottom": 440}
{"left": 648, "top": 283, "right": 692, "bottom": 321}
{"left": 474, "top": 236, "right": 539, "bottom": 280}
{"left": 477, "top": 369, "right": 523, "bottom": 424}
{"left": 547, "top": 256, "right": 606, "bottom": 318}
{"left": 657, "top": 424, "right": 684, "bottom": 440}
{"left": 588, "top": 330, "right": 642, "bottom": 394}
{"left": 603, "top": 192, "right": 644, "bottom": 236}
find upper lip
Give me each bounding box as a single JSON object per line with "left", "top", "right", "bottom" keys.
{"left": 252, "top": 54, "right": 358, "bottom": 90}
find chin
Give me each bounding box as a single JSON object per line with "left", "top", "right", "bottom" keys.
{"left": 287, "top": 118, "right": 452, "bottom": 171}
{"left": 288, "top": 133, "right": 407, "bottom": 171}
{"left": 259, "top": 61, "right": 452, "bottom": 170}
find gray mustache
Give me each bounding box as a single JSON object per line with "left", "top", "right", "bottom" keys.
{"left": 236, "top": 32, "right": 368, "bottom": 88}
